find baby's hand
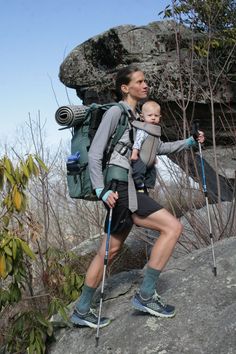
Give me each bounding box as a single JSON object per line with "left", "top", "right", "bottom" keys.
{"left": 131, "top": 149, "right": 139, "bottom": 161}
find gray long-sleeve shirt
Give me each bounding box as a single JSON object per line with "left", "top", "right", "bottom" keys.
{"left": 88, "top": 101, "right": 194, "bottom": 191}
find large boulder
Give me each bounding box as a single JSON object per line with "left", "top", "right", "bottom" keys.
{"left": 48, "top": 237, "right": 236, "bottom": 354}
{"left": 59, "top": 21, "right": 235, "bottom": 105}
{"left": 59, "top": 21, "right": 236, "bottom": 143}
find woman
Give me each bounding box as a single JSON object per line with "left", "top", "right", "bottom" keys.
{"left": 71, "top": 64, "right": 204, "bottom": 328}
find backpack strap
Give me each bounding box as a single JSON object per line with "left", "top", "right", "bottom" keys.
{"left": 105, "top": 102, "right": 132, "bottom": 160}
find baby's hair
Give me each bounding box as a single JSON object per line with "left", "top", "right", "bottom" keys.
{"left": 140, "top": 100, "right": 161, "bottom": 122}
{"left": 141, "top": 99, "right": 161, "bottom": 110}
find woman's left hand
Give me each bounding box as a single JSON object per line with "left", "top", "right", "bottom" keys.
{"left": 197, "top": 130, "right": 205, "bottom": 144}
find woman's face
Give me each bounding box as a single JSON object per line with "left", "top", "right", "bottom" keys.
{"left": 121, "top": 71, "right": 148, "bottom": 101}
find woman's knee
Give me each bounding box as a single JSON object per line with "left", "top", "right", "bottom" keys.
{"left": 108, "top": 244, "right": 122, "bottom": 261}
{"left": 168, "top": 219, "right": 183, "bottom": 240}
{"left": 97, "top": 238, "right": 123, "bottom": 262}
{"left": 133, "top": 210, "right": 183, "bottom": 239}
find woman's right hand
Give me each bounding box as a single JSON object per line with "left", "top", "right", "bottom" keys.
{"left": 95, "top": 187, "right": 118, "bottom": 208}
{"left": 104, "top": 191, "right": 118, "bottom": 208}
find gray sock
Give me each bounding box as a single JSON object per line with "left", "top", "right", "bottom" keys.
{"left": 75, "top": 284, "right": 96, "bottom": 314}
{"left": 139, "top": 266, "right": 161, "bottom": 299}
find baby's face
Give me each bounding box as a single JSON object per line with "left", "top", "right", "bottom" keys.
{"left": 141, "top": 103, "right": 161, "bottom": 125}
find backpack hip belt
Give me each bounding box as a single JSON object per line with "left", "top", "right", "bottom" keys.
{"left": 105, "top": 165, "right": 128, "bottom": 184}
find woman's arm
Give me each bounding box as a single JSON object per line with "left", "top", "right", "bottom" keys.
{"left": 157, "top": 132, "right": 205, "bottom": 155}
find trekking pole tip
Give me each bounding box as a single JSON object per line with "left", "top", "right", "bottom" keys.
{"left": 213, "top": 267, "right": 217, "bottom": 277}
{"left": 95, "top": 336, "right": 99, "bottom": 347}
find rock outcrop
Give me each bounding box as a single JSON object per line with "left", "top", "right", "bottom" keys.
{"left": 59, "top": 21, "right": 236, "bottom": 143}
{"left": 48, "top": 237, "right": 236, "bottom": 354}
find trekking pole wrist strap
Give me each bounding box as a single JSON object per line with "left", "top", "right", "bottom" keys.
{"left": 96, "top": 179, "right": 118, "bottom": 201}
{"left": 95, "top": 188, "right": 103, "bottom": 199}
{"left": 96, "top": 185, "right": 112, "bottom": 201}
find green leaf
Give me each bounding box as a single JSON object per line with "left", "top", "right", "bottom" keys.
{"left": 18, "top": 239, "right": 36, "bottom": 260}
{"left": 46, "top": 323, "right": 54, "bottom": 337}
{"left": 0, "top": 254, "right": 7, "bottom": 278}
{"left": 164, "top": 8, "right": 172, "bottom": 18}
{"left": 26, "top": 155, "right": 34, "bottom": 174}
{"left": 48, "top": 300, "right": 56, "bottom": 316}
{"left": 14, "top": 167, "right": 21, "bottom": 184}
{"left": 5, "top": 255, "right": 13, "bottom": 276}
{"left": 4, "top": 170, "right": 15, "bottom": 185}
{"left": 4, "top": 245, "right": 12, "bottom": 257}
{"left": 2, "top": 215, "right": 10, "bottom": 227}
{"left": 1, "top": 237, "right": 11, "bottom": 248}
{"left": 27, "top": 344, "right": 34, "bottom": 354}
{"left": 4, "top": 157, "right": 13, "bottom": 174}
{"left": 75, "top": 274, "right": 84, "bottom": 289}
{"left": 58, "top": 305, "right": 69, "bottom": 322}
{"left": 71, "top": 289, "right": 79, "bottom": 301}
{"left": 35, "top": 338, "right": 42, "bottom": 354}
{"left": 63, "top": 265, "right": 70, "bottom": 277}
{"left": 32, "top": 163, "right": 39, "bottom": 177}
{"left": 29, "top": 329, "right": 35, "bottom": 344}
{"left": 36, "top": 314, "right": 49, "bottom": 328}
{"left": 22, "top": 162, "right": 30, "bottom": 178}
{"left": 12, "top": 239, "right": 17, "bottom": 260}
{"left": 34, "top": 156, "right": 49, "bottom": 172}
{"left": 63, "top": 282, "right": 69, "bottom": 296}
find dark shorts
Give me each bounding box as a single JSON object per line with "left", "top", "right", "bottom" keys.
{"left": 104, "top": 181, "right": 163, "bottom": 234}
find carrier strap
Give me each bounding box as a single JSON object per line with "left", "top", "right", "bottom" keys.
{"left": 131, "top": 121, "right": 161, "bottom": 136}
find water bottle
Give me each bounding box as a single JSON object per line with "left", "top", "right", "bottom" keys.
{"left": 66, "top": 151, "right": 80, "bottom": 172}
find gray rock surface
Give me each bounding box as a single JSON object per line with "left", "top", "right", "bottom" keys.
{"left": 49, "top": 237, "right": 236, "bottom": 354}
{"left": 203, "top": 147, "right": 236, "bottom": 180}
{"left": 59, "top": 21, "right": 235, "bottom": 105}
{"left": 59, "top": 20, "right": 236, "bottom": 144}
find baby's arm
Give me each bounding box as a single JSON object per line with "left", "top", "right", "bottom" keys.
{"left": 131, "top": 129, "right": 147, "bottom": 160}
{"left": 131, "top": 148, "right": 139, "bottom": 160}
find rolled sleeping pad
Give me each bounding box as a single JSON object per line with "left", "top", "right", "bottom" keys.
{"left": 55, "top": 105, "right": 89, "bottom": 127}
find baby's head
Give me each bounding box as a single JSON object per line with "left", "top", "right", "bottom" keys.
{"left": 141, "top": 101, "right": 161, "bottom": 125}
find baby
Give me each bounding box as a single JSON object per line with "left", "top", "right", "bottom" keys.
{"left": 131, "top": 100, "right": 161, "bottom": 191}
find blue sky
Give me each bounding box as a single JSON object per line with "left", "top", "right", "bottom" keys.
{"left": 0, "top": 0, "right": 169, "bottom": 147}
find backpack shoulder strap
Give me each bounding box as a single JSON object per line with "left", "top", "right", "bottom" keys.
{"left": 108, "top": 102, "right": 131, "bottom": 152}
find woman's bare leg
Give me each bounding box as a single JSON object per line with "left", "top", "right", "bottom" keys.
{"left": 131, "top": 208, "right": 182, "bottom": 317}
{"left": 132, "top": 208, "right": 183, "bottom": 270}
{"left": 85, "top": 228, "right": 130, "bottom": 288}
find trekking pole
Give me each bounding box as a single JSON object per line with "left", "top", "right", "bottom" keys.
{"left": 193, "top": 121, "right": 217, "bottom": 276}
{"left": 95, "top": 180, "right": 117, "bottom": 347}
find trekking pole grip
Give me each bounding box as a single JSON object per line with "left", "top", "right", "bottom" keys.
{"left": 192, "top": 119, "right": 200, "bottom": 141}
{"left": 111, "top": 179, "right": 118, "bottom": 193}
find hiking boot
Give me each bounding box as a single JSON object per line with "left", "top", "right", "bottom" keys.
{"left": 132, "top": 290, "right": 176, "bottom": 318}
{"left": 70, "top": 308, "right": 111, "bottom": 328}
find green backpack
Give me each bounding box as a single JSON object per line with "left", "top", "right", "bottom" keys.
{"left": 55, "top": 103, "right": 130, "bottom": 200}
